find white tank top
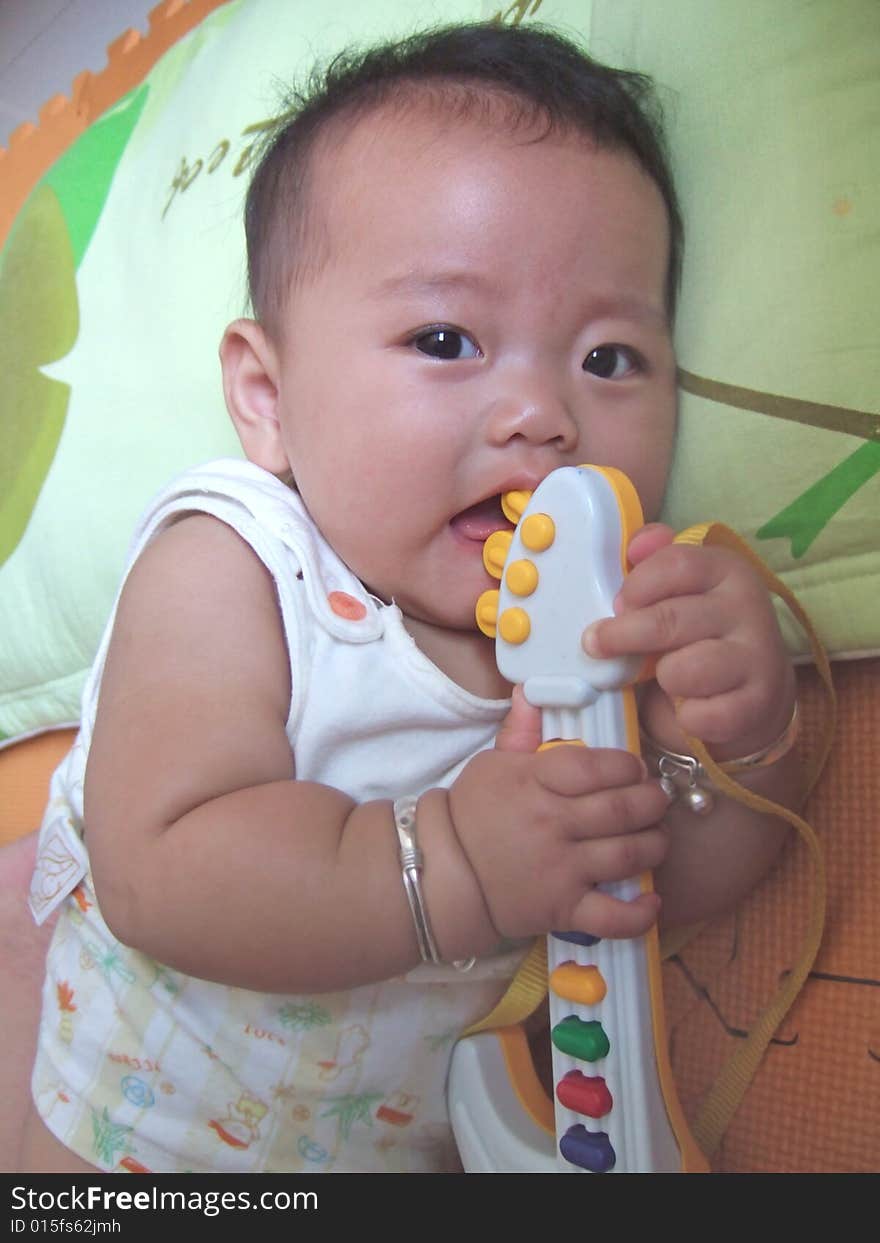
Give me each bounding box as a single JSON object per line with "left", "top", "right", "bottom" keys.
{"left": 29, "top": 459, "right": 523, "bottom": 1173}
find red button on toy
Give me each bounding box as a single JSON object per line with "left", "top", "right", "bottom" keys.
{"left": 556, "top": 1070, "right": 613, "bottom": 1119}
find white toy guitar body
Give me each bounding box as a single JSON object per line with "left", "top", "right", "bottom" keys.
{"left": 448, "top": 465, "right": 707, "bottom": 1174}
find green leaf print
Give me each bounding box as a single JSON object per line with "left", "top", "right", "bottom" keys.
{"left": 320, "top": 1093, "right": 383, "bottom": 1141}
{"left": 278, "top": 1001, "right": 332, "bottom": 1030}
{"left": 91, "top": 1107, "right": 134, "bottom": 1166}
{"left": 0, "top": 184, "right": 76, "bottom": 569}
{"left": 757, "top": 442, "right": 880, "bottom": 557}
{"left": 44, "top": 85, "right": 148, "bottom": 267}
{"left": 678, "top": 367, "right": 880, "bottom": 554}
{"left": 0, "top": 85, "right": 148, "bottom": 568}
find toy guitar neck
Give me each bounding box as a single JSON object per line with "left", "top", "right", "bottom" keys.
{"left": 449, "top": 464, "right": 707, "bottom": 1174}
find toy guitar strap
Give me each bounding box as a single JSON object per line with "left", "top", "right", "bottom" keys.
{"left": 448, "top": 464, "right": 834, "bottom": 1173}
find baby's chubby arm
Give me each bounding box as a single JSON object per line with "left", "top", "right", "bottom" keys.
{"left": 85, "top": 512, "right": 437, "bottom": 991}
{"left": 84, "top": 514, "right": 669, "bottom": 994}
{"left": 583, "top": 524, "right": 803, "bottom": 927}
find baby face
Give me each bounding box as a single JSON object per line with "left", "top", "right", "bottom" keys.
{"left": 269, "top": 104, "right": 677, "bottom": 636}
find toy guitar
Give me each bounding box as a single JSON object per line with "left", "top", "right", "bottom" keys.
{"left": 448, "top": 464, "right": 708, "bottom": 1173}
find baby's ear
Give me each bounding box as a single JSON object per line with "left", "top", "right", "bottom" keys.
{"left": 219, "top": 319, "right": 290, "bottom": 475}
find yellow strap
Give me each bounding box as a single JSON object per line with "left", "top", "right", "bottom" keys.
{"left": 462, "top": 936, "right": 547, "bottom": 1037}
{"left": 673, "top": 523, "right": 833, "bottom": 1155}
{"left": 460, "top": 521, "right": 834, "bottom": 1159}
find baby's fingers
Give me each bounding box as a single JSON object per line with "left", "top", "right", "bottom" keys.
{"left": 574, "top": 823, "right": 669, "bottom": 886}
{"left": 568, "top": 777, "right": 671, "bottom": 844}
{"left": 567, "top": 888, "right": 661, "bottom": 940}
{"left": 583, "top": 593, "right": 727, "bottom": 660}
{"left": 626, "top": 523, "right": 675, "bottom": 566}
{"left": 537, "top": 744, "right": 647, "bottom": 796}
{"left": 617, "top": 543, "right": 729, "bottom": 609}
{"left": 494, "top": 685, "right": 542, "bottom": 754}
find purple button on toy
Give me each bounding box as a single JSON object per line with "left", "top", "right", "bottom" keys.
{"left": 559, "top": 1125, "right": 616, "bottom": 1173}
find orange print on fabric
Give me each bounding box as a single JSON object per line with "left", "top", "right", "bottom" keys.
{"left": 72, "top": 884, "right": 92, "bottom": 913}
{"left": 376, "top": 1104, "right": 414, "bottom": 1127}
{"left": 376, "top": 1090, "right": 417, "bottom": 1127}
{"left": 118, "top": 1156, "right": 152, "bottom": 1174}
{"left": 208, "top": 1120, "right": 249, "bottom": 1149}
{"left": 56, "top": 981, "right": 76, "bottom": 1012}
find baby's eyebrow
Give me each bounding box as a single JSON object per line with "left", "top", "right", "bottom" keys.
{"left": 368, "top": 268, "right": 494, "bottom": 300}
{"left": 586, "top": 292, "right": 669, "bottom": 328}
{"left": 368, "top": 270, "right": 669, "bottom": 330}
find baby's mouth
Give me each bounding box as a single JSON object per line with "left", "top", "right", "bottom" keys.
{"left": 450, "top": 495, "right": 513, "bottom": 542}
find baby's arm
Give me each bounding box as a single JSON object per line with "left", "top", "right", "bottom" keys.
{"left": 583, "top": 525, "right": 802, "bottom": 928}
{"left": 85, "top": 515, "right": 669, "bottom": 994}
{"left": 86, "top": 513, "right": 450, "bottom": 990}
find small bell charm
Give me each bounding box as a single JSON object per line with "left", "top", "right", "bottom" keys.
{"left": 657, "top": 754, "right": 714, "bottom": 815}
{"left": 682, "top": 782, "right": 714, "bottom": 816}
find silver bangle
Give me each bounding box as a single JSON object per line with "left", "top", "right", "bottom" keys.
{"left": 641, "top": 702, "right": 800, "bottom": 816}
{"left": 393, "top": 796, "right": 474, "bottom": 972}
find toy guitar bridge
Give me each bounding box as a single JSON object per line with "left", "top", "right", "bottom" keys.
{"left": 449, "top": 465, "right": 707, "bottom": 1174}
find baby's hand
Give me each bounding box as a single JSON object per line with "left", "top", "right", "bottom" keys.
{"left": 583, "top": 525, "right": 796, "bottom": 757}
{"left": 444, "top": 690, "right": 669, "bottom": 943}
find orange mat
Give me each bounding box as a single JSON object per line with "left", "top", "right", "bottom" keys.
{"left": 663, "top": 657, "right": 879, "bottom": 1172}
{"left": 0, "top": 729, "right": 76, "bottom": 847}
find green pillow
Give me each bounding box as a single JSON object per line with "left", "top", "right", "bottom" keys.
{"left": 1, "top": 0, "right": 876, "bottom": 747}
{"left": 0, "top": 0, "right": 518, "bottom": 744}
{"left": 589, "top": 0, "right": 879, "bottom": 660}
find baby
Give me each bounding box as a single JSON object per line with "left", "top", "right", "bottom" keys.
{"left": 18, "top": 22, "right": 801, "bottom": 1173}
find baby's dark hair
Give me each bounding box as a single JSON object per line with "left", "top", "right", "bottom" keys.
{"left": 245, "top": 22, "right": 683, "bottom": 329}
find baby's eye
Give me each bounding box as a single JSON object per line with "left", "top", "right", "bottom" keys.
{"left": 582, "top": 345, "right": 639, "bottom": 379}
{"left": 412, "top": 327, "right": 481, "bottom": 360}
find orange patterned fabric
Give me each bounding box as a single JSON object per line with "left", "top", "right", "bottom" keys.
{"left": 663, "top": 658, "right": 879, "bottom": 1172}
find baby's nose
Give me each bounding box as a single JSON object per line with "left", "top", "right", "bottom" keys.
{"left": 484, "top": 382, "right": 579, "bottom": 451}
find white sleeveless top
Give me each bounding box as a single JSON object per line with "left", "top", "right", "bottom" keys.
{"left": 29, "top": 460, "right": 522, "bottom": 1173}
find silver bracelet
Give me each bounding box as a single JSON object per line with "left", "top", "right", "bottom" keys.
{"left": 393, "top": 796, "right": 474, "bottom": 972}
{"left": 641, "top": 702, "right": 800, "bottom": 816}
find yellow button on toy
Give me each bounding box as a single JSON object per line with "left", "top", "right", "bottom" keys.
{"left": 498, "top": 607, "right": 531, "bottom": 645}
{"left": 482, "top": 530, "right": 513, "bottom": 579}
{"left": 475, "top": 589, "right": 499, "bottom": 638}
{"left": 550, "top": 962, "right": 607, "bottom": 1006}
{"left": 520, "top": 513, "right": 555, "bottom": 552}
{"left": 505, "top": 559, "right": 538, "bottom": 597}
{"left": 501, "top": 489, "right": 533, "bottom": 523}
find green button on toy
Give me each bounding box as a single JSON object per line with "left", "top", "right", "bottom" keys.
{"left": 551, "top": 1015, "right": 610, "bottom": 1062}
